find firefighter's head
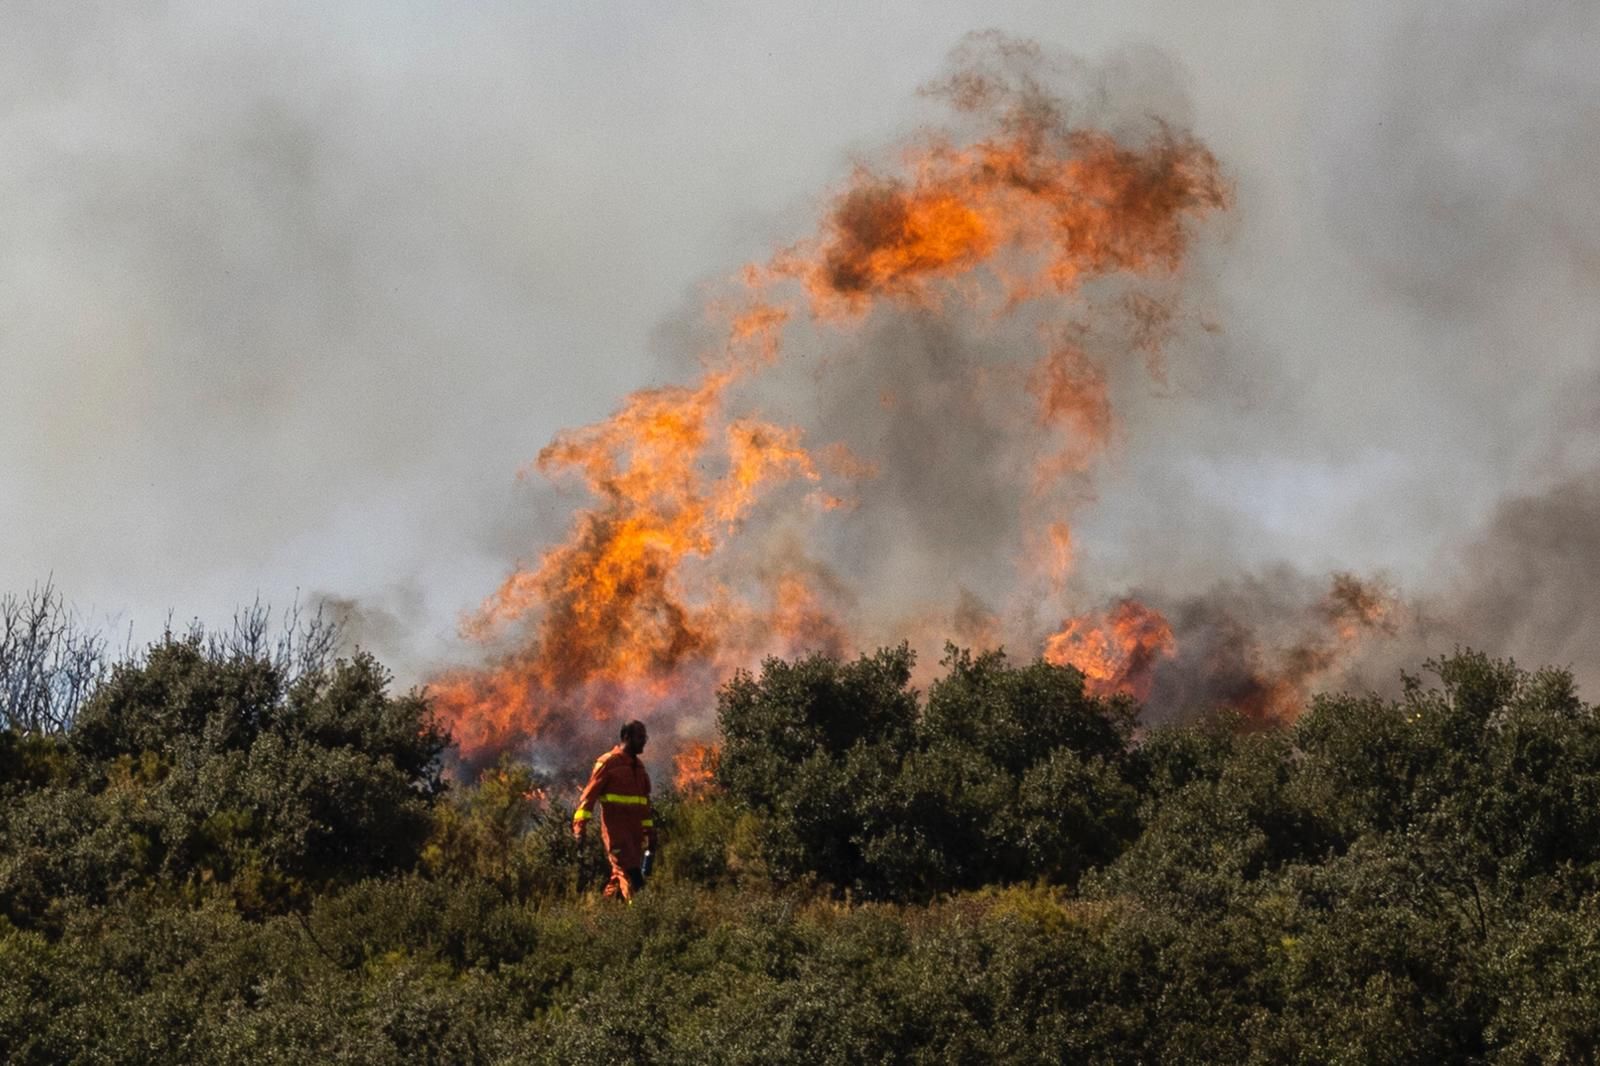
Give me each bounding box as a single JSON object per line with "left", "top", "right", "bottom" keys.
{"left": 620, "top": 720, "right": 648, "bottom": 755}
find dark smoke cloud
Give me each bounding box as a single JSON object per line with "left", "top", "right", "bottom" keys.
{"left": 1442, "top": 474, "right": 1600, "bottom": 694}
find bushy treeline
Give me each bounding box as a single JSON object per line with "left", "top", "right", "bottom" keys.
{"left": 6, "top": 629, "right": 1600, "bottom": 1063}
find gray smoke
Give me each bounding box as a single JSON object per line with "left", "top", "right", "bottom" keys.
{"left": 1440, "top": 474, "right": 1600, "bottom": 693}
{"left": 4, "top": 3, "right": 1598, "bottom": 714}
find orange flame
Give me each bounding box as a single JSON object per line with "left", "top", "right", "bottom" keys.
{"left": 673, "top": 740, "right": 721, "bottom": 796}
{"left": 1044, "top": 599, "right": 1176, "bottom": 701}
{"left": 771, "top": 125, "right": 1227, "bottom": 318}
{"left": 432, "top": 368, "right": 826, "bottom": 758}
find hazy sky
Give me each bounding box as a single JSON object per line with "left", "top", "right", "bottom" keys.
{"left": 4, "top": 2, "right": 1596, "bottom": 685}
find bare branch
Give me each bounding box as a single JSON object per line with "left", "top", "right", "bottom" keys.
{"left": 0, "top": 580, "right": 109, "bottom": 734}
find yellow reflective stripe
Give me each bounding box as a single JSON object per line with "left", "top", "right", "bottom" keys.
{"left": 601, "top": 793, "right": 650, "bottom": 805}
{"left": 640, "top": 819, "right": 654, "bottom": 828}
{"left": 572, "top": 808, "right": 593, "bottom": 822}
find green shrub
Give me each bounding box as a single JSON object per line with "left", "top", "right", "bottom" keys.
{"left": 7, "top": 636, "right": 1600, "bottom": 1062}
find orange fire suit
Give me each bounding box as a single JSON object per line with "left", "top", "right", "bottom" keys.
{"left": 573, "top": 744, "right": 656, "bottom": 900}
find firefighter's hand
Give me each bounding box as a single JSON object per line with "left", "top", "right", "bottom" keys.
{"left": 572, "top": 820, "right": 587, "bottom": 842}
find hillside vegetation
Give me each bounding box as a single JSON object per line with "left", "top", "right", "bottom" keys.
{"left": 4, "top": 620, "right": 1600, "bottom": 1063}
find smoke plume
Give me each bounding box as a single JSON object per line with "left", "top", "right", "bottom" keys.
{"left": 7, "top": 6, "right": 1598, "bottom": 778}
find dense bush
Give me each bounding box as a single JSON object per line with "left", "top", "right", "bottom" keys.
{"left": 0, "top": 636, "right": 448, "bottom": 926}
{"left": 6, "top": 631, "right": 1600, "bottom": 1062}
{"left": 716, "top": 644, "right": 1140, "bottom": 899}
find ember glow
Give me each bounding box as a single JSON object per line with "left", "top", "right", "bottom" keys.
{"left": 1235, "top": 572, "right": 1400, "bottom": 722}
{"left": 429, "top": 35, "right": 1396, "bottom": 773}
{"left": 1029, "top": 337, "right": 1114, "bottom": 486}
{"left": 1148, "top": 572, "right": 1404, "bottom": 727}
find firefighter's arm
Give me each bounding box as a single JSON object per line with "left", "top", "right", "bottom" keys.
{"left": 572, "top": 756, "right": 609, "bottom": 839}
{"left": 641, "top": 775, "right": 658, "bottom": 851}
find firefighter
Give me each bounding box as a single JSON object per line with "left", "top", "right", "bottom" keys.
{"left": 572, "top": 719, "right": 657, "bottom": 901}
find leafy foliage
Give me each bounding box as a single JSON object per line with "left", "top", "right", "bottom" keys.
{"left": 716, "top": 644, "right": 1140, "bottom": 899}
{"left": 6, "top": 627, "right": 1600, "bottom": 1063}
{"left": 1, "top": 636, "right": 448, "bottom": 926}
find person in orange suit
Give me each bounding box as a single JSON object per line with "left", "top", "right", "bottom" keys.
{"left": 572, "top": 720, "right": 657, "bottom": 901}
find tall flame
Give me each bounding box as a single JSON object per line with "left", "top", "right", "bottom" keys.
{"left": 430, "top": 35, "right": 1257, "bottom": 770}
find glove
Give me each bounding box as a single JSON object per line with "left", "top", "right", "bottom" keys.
{"left": 572, "top": 820, "right": 587, "bottom": 842}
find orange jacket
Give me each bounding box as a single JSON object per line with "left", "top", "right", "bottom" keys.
{"left": 573, "top": 745, "right": 656, "bottom": 869}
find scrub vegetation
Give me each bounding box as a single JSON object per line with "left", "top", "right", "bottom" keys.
{"left": 4, "top": 592, "right": 1600, "bottom": 1062}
